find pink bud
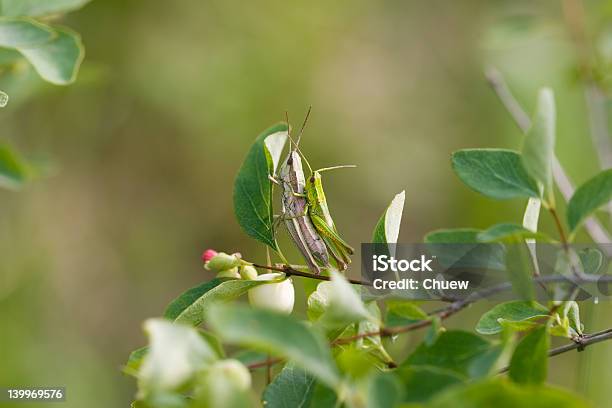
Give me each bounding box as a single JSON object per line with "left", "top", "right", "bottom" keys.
{"left": 201, "top": 249, "right": 218, "bottom": 263}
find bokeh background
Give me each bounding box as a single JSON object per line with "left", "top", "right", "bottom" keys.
{"left": 1, "top": 0, "right": 611, "bottom": 406}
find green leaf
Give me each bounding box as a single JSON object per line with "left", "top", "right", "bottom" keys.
{"left": 0, "top": 143, "right": 30, "bottom": 189}
{"left": 394, "top": 366, "right": 463, "bottom": 403}
{"left": 505, "top": 241, "right": 536, "bottom": 301}
{"left": 173, "top": 278, "right": 278, "bottom": 326}
{"left": 125, "top": 346, "right": 148, "bottom": 377}
{"left": 567, "top": 169, "right": 612, "bottom": 233}
{"left": 367, "top": 373, "right": 403, "bottom": 408}
{"left": 233, "top": 124, "right": 288, "bottom": 250}
{"left": 263, "top": 364, "right": 316, "bottom": 408}
{"left": 163, "top": 279, "right": 222, "bottom": 320}
{"left": 522, "top": 88, "right": 555, "bottom": 203}
{"left": 578, "top": 247, "right": 604, "bottom": 274}
{"left": 451, "top": 149, "right": 539, "bottom": 200}
{"left": 424, "top": 228, "right": 506, "bottom": 271}
{"left": 385, "top": 300, "right": 428, "bottom": 327}
{"left": 138, "top": 319, "right": 218, "bottom": 393}
{"left": 476, "top": 301, "right": 549, "bottom": 335}
{"left": 0, "top": 18, "right": 53, "bottom": 47}
{"left": 19, "top": 27, "right": 83, "bottom": 85}
{"left": 206, "top": 303, "right": 340, "bottom": 388}
{"left": 509, "top": 326, "right": 549, "bottom": 385}
{"left": 372, "top": 190, "right": 405, "bottom": 254}
{"left": 0, "top": 0, "right": 90, "bottom": 17}
{"left": 477, "top": 223, "right": 551, "bottom": 242}
{"left": 403, "top": 330, "right": 492, "bottom": 378}
{"left": 428, "top": 379, "right": 590, "bottom": 408}
{"left": 355, "top": 302, "right": 394, "bottom": 366}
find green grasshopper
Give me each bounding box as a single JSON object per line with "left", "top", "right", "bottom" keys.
{"left": 272, "top": 112, "right": 331, "bottom": 274}
{"left": 282, "top": 109, "right": 356, "bottom": 271}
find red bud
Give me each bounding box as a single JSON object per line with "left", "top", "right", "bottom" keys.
{"left": 201, "top": 249, "right": 218, "bottom": 263}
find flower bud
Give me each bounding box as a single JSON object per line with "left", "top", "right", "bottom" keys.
{"left": 201, "top": 249, "right": 218, "bottom": 263}
{"left": 217, "top": 267, "right": 241, "bottom": 279}
{"left": 210, "top": 359, "right": 251, "bottom": 390}
{"left": 239, "top": 265, "right": 258, "bottom": 280}
{"left": 205, "top": 252, "right": 240, "bottom": 272}
{"left": 248, "top": 273, "right": 294, "bottom": 314}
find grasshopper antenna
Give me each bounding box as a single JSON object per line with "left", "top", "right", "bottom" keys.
{"left": 284, "top": 107, "right": 314, "bottom": 173}
{"left": 284, "top": 111, "right": 293, "bottom": 150}
{"left": 316, "top": 165, "right": 357, "bottom": 173}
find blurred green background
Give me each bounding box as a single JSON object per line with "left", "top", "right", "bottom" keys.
{"left": 1, "top": 0, "right": 611, "bottom": 406}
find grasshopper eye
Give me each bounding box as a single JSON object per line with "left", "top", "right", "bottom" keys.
{"left": 287, "top": 156, "right": 293, "bottom": 165}
{"left": 309, "top": 176, "right": 315, "bottom": 183}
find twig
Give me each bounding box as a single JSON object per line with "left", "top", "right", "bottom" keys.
{"left": 485, "top": 67, "right": 612, "bottom": 248}
{"left": 251, "top": 263, "right": 372, "bottom": 286}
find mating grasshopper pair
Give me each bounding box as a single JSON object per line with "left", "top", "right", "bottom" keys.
{"left": 271, "top": 109, "right": 355, "bottom": 274}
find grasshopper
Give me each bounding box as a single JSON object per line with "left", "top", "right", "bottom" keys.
{"left": 282, "top": 109, "right": 356, "bottom": 271}
{"left": 271, "top": 112, "right": 331, "bottom": 275}
{"left": 304, "top": 165, "right": 355, "bottom": 270}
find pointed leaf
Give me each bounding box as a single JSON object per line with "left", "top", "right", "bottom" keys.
{"left": 509, "top": 326, "right": 549, "bottom": 385}
{"left": 233, "top": 124, "right": 288, "bottom": 250}
{"left": 522, "top": 88, "right": 555, "bottom": 203}
{"left": 19, "top": 27, "right": 84, "bottom": 85}
{"left": 451, "top": 149, "right": 539, "bottom": 200}
{"left": 567, "top": 169, "right": 612, "bottom": 233}
{"left": 476, "top": 301, "right": 549, "bottom": 335}
{"left": 476, "top": 223, "right": 551, "bottom": 242}
{"left": 207, "top": 303, "right": 340, "bottom": 388}
{"left": 173, "top": 278, "right": 280, "bottom": 326}
{"left": 263, "top": 364, "right": 315, "bottom": 408}
{"left": 372, "top": 190, "right": 405, "bottom": 246}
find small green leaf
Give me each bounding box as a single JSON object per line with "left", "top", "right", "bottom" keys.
{"left": 138, "top": 319, "right": 217, "bottom": 393}
{"left": 451, "top": 149, "right": 539, "bottom": 200}
{"left": 0, "top": 18, "right": 54, "bottom": 47}
{"left": 394, "top": 366, "right": 464, "bottom": 403}
{"left": 0, "top": 142, "right": 30, "bottom": 189}
{"left": 0, "top": 0, "right": 91, "bottom": 17}
{"left": 509, "top": 326, "right": 549, "bottom": 385}
{"left": 19, "top": 27, "right": 84, "bottom": 85}
{"left": 125, "top": 346, "right": 148, "bottom": 377}
{"left": 206, "top": 303, "right": 340, "bottom": 388}
{"left": 173, "top": 278, "right": 279, "bottom": 326}
{"left": 403, "top": 330, "right": 492, "bottom": 378}
{"left": 505, "top": 241, "right": 536, "bottom": 301}
{"left": 367, "top": 373, "right": 403, "bottom": 408}
{"left": 477, "top": 223, "right": 551, "bottom": 243}
{"left": 163, "top": 279, "right": 222, "bottom": 320}
{"left": 425, "top": 316, "right": 443, "bottom": 346}
{"left": 567, "top": 169, "right": 612, "bottom": 233}
{"left": 356, "top": 302, "right": 394, "bottom": 366}
{"left": 424, "top": 228, "right": 506, "bottom": 271}
{"left": 428, "top": 379, "right": 590, "bottom": 408}
{"left": 385, "top": 300, "right": 428, "bottom": 327}
{"left": 578, "top": 247, "right": 604, "bottom": 274}
{"left": 425, "top": 228, "right": 480, "bottom": 243}
{"left": 233, "top": 124, "right": 288, "bottom": 251}
{"left": 522, "top": 88, "right": 555, "bottom": 203}
{"left": 263, "top": 364, "right": 315, "bottom": 408}
{"left": 476, "top": 301, "right": 548, "bottom": 335}
{"left": 372, "top": 190, "right": 405, "bottom": 254}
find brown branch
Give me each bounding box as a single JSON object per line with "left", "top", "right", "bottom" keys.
{"left": 251, "top": 263, "right": 372, "bottom": 286}
{"left": 485, "top": 67, "right": 612, "bottom": 249}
